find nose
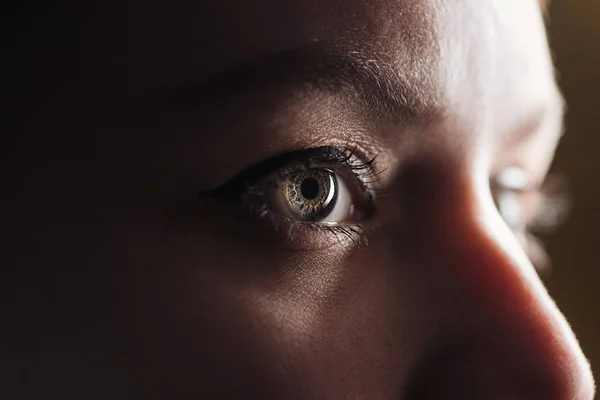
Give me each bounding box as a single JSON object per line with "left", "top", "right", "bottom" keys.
{"left": 399, "top": 163, "right": 595, "bottom": 399}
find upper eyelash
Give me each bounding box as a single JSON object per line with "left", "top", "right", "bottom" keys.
{"left": 337, "top": 147, "right": 385, "bottom": 189}
{"left": 208, "top": 145, "right": 382, "bottom": 199}
{"left": 272, "top": 146, "right": 381, "bottom": 185}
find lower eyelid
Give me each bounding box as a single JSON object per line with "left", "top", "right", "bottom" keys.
{"left": 246, "top": 207, "right": 368, "bottom": 251}
{"left": 239, "top": 181, "right": 367, "bottom": 249}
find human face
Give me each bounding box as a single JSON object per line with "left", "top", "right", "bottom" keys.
{"left": 15, "top": 0, "right": 595, "bottom": 398}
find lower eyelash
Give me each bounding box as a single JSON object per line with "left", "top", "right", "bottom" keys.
{"left": 260, "top": 210, "right": 369, "bottom": 247}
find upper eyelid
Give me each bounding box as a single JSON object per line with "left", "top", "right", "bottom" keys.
{"left": 202, "top": 146, "right": 378, "bottom": 198}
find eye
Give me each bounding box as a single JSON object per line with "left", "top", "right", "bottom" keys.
{"left": 205, "top": 146, "right": 379, "bottom": 248}
{"left": 266, "top": 167, "right": 363, "bottom": 224}
{"left": 492, "top": 167, "right": 570, "bottom": 272}
{"left": 493, "top": 167, "right": 532, "bottom": 232}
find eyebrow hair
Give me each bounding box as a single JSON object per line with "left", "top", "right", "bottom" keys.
{"left": 168, "top": 46, "right": 437, "bottom": 123}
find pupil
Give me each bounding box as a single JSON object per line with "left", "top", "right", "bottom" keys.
{"left": 300, "top": 178, "right": 320, "bottom": 200}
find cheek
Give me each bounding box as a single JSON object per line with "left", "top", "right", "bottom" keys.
{"left": 100, "top": 216, "right": 326, "bottom": 395}
{"left": 101, "top": 215, "right": 433, "bottom": 398}
{"left": 103, "top": 221, "right": 294, "bottom": 396}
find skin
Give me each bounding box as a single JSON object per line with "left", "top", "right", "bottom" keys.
{"left": 3, "top": 0, "right": 596, "bottom": 398}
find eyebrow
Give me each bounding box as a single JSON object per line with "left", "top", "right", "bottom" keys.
{"left": 167, "top": 46, "right": 437, "bottom": 123}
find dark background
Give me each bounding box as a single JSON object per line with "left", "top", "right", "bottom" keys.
{"left": 546, "top": 1, "right": 600, "bottom": 395}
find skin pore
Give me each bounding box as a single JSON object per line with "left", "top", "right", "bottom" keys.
{"left": 3, "top": 0, "right": 595, "bottom": 399}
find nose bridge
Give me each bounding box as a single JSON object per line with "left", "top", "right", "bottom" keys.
{"left": 400, "top": 160, "right": 595, "bottom": 398}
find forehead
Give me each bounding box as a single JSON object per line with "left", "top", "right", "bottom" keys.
{"left": 87, "top": 0, "right": 434, "bottom": 91}
{"left": 435, "top": 0, "right": 560, "bottom": 131}
{"left": 89, "top": 0, "right": 556, "bottom": 95}
{"left": 85, "top": 0, "right": 560, "bottom": 145}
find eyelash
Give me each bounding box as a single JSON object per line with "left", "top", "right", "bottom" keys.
{"left": 210, "top": 146, "right": 381, "bottom": 246}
